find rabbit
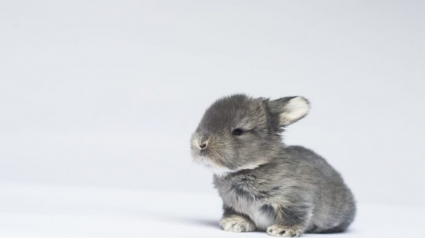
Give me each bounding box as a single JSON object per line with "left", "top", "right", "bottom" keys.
{"left": 190, "top": 94, "right": 356, "bottom": 237}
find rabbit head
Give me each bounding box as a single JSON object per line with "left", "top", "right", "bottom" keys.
{"left": 190, "top": 94, "right": 310, "bottom": 176}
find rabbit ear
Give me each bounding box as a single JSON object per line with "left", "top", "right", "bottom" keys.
{"left": 268, "top": 96, "right": 310, "bottom": 126}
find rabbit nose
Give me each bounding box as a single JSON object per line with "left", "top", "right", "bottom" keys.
{"left": 199, "top": 143, "right": 207, "bottom": 150}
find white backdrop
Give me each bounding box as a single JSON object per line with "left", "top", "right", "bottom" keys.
{"left": 1, "top": 0, "right": 424, "bottom": 210}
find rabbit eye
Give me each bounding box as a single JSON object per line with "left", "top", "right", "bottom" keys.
{"left": 232, "top": 128, "right": 244, "bottom": 136}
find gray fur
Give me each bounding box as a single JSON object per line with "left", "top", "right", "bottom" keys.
{"left": 190, "top": 94, "right": 356, "bottom": 237}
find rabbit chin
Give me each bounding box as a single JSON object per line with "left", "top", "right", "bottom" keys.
{"left": 196, "top": 156, "right": 266, "bottom": 177}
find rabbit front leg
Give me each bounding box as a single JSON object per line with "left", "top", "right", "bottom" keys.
{"left": 219, "top": 205, "right": 256, "bottom": 233}
{"left": 266, "top": 203, "right": 313, "bottom": 237}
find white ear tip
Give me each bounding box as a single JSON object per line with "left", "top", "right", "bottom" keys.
{"left": 291, "top": 96, "right": 310, "bottom": 108}
{"left": 280, "top": 96, "right": 310, "bottom": 125}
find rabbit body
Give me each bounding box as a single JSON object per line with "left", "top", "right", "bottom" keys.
{"left": 214, "top": 145, "right": 355, "bottom": 235}
{"left": 191, "top": 94, "right": 355, "bottom": 237}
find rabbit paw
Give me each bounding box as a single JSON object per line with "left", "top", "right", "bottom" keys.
{"left": 219, "top": 215, "right": 256, "bottom": 232}
{"left": 267, "top": 224, "right": 303, "bottom": 237}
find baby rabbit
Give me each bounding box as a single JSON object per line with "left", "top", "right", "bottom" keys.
{"left": 190, "top": 94, "right": 355, "bottom": 237}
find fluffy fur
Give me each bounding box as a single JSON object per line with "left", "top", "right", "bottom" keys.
{"left": 190, "top": 94, "right": 356, "bottom": 237}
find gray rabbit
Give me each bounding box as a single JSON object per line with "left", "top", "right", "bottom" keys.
{"left": 190, "top": 94, "right": 355, "bottom": 237}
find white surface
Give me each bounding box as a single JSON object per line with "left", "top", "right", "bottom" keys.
{"left": 0, "top": 183, "right": 423, "bottom": 238}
